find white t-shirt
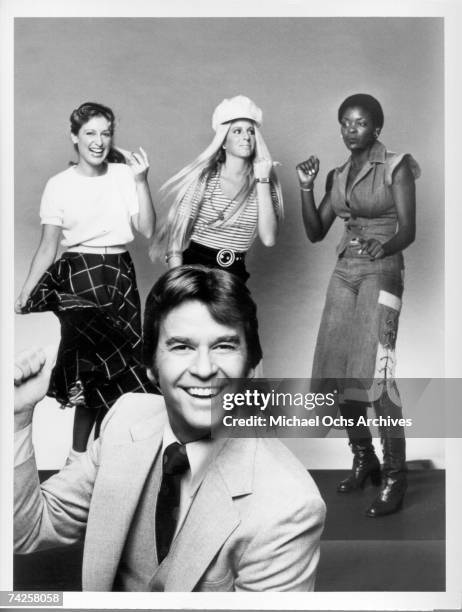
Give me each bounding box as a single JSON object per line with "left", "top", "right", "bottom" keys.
{"left": 39, "top": 163, "right": 139, "bottom": 247}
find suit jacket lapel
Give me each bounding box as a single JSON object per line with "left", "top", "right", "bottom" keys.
{"left": 161, "top": 466, "right": 239, "bottom": 591}
{"left": 83, "top": 424, "right": 163, "bottom": 591}
{"left": 156, "top": 438, "right": 256, "bottom": 592}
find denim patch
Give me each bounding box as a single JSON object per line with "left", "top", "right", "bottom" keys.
{"left": 371, "top": 289, "right": 402, "bottom": 406}
{"left": 378, "top": 290, "right": 402, "bottom": 312}
{"left": 379, "top": 306, "right": 400, "bottom": 351}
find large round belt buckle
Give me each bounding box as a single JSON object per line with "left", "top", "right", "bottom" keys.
{"left": 217, "top": 248, "right": 235, "bottom": 267}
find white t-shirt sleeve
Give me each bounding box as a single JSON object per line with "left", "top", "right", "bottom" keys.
{"left": 39, "top": 177, "right": 64, "bottom": 226}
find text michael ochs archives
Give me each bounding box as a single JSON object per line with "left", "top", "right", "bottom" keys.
{"left": 219, "top": 389, "right": 413, "bottom": 431}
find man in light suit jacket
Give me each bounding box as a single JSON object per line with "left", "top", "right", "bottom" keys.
{"left": 14, "top": 266, "right": 326, "bottom": 592}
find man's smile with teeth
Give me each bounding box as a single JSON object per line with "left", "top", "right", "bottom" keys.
{"left": 184, "top": 387, "right": 221, "bottom": 398}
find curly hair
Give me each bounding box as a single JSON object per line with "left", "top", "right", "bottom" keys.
{"left": 338, "top": 94, "right": 384, "bottom": 129}
{"left": 69, "top": 101, "right": 125, "bottom": 164}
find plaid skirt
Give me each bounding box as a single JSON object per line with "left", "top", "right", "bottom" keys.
{"left": 22, "top": 251, "right": 156, "bottom": 413}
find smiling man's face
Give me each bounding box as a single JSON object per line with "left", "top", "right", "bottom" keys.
{"left": 153, "top": 300, "right": 249, "bottom": 443}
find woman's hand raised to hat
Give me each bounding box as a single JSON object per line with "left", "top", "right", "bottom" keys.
{"left": 254, "top": 157, "right": 277, "bottom": 180}
{"left": 114, "top": 146, "right": 150, "bottom": 182}
{"left": 296, "top": 155, "right": 319, "bottom": 188}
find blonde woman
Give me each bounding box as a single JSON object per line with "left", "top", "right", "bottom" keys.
{"left": 154, "top": 95, "right": 283, "bottom": 282}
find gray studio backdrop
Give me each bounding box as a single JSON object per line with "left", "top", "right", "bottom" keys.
{"left": 14, "top": 18, "right": 444, "bottom": 468}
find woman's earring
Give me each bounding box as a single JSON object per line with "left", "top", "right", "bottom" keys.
{"left": 222, "top": 145, "right": 226, "bottom": 150}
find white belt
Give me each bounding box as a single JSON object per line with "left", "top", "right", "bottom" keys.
{"left": 66, "top": 245, "right": 127, "bottom": 254}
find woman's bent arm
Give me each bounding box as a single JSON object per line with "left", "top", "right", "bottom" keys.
{"left": 165, "top": 235, "right": 183, "bottom": 269}
{"left": 383, "top": 160, "right": 416, "bottom": 255}
{"left": 133, "top": 177, "right": 156, "bottom": 239}
{"left": 253, "top": 157, "right": 278, "bottom": 247}
{"left": 297, "top": 158, "right": 336, "bottom": 242}
{"left": 360, "top": 160, "right": 416, "bottom": 260}
{"left": 15, "top": 224, "right": 61, "bottom": 312}
{"left": 300, "top": 189, "right": 337, "bottom": 243}
{"left": 256, "top": 181, "right": 278, "bottom": 246}
{"left": 129, "top": 147, "right": 156, "bottom": 239}
{"left": 166, "top": 252, "right": 183, "bottom": 269}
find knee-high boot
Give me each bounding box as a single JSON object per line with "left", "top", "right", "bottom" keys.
{"left": 337, "top": 401, "right": 382, "bottom": 493}
{"left": 366, "top": 390, "right": 407, "bottom": 517}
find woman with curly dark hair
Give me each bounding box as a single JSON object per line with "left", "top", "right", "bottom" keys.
{"left": 15, "top": 102, "right": 156, "bottom": 459}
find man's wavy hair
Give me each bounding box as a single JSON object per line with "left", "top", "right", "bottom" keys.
{"left": 143, "top": 265, "right": 262, "bottom": 374}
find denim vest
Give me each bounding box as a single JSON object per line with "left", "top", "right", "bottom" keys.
{"left": 330, "top": 141, "right": 420, "bottom": 265}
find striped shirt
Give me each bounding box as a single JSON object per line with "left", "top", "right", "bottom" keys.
{"left": 186, "top": 170, "right": 279, "bottom": 252}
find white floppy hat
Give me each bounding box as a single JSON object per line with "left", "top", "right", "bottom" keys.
{"left": 212, "top": 95, "right": 263, "bottom": 131}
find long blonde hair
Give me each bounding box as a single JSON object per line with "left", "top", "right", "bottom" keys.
{"left": 150, "top": 122, "right": 283, "bottom": 261}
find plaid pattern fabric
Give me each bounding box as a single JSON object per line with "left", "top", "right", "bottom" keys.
{"left": 23, "top": 251, "right": 156, "bottom": 412}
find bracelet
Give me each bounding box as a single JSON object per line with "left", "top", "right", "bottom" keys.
{"left": 255, "top": 177, "right": 271, "bottom": 183}
{"left": 300, "top": 186, "right": 313, "bottom": 192}
{"left": 165, "top": 251, "right": 181, "bottom": 262}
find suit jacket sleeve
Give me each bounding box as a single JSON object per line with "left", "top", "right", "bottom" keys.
{"left": 14, "top": 435, "right": 102, "bottom": 553}
{"left": 13, "top": 400, "right": 126, "bottom": 553}
{"left": 234, "top": 493, "right": 326, "bottom": 591}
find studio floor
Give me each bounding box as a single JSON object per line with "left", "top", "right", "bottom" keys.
{"left": 14, "top": 468, "right": 445, "bottom": 592}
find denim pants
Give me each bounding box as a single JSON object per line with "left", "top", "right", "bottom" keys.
{"left": 312, "top": 246, "right": 404, "bottom": 408}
